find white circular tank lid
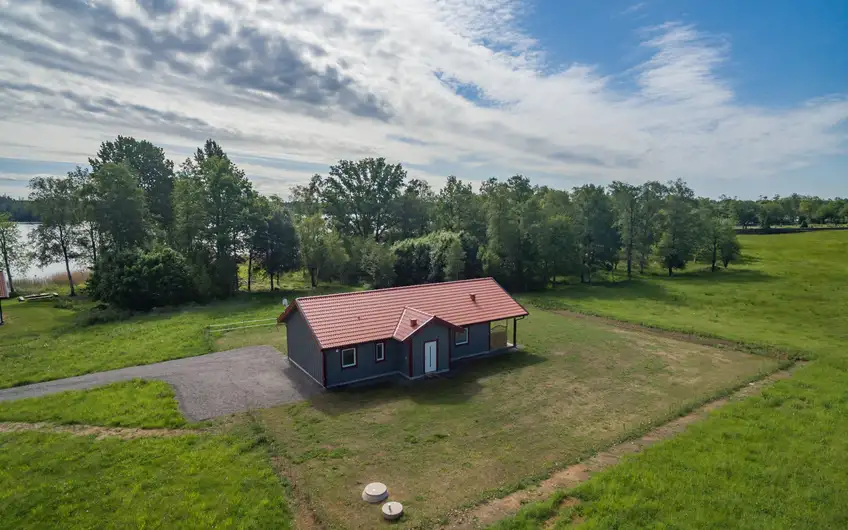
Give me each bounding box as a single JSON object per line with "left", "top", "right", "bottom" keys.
{"left": 382, "top": 501, "right": 403, "bottom": 520}
{"left": 362, "top": 482, "right": 388, "bottom": 503}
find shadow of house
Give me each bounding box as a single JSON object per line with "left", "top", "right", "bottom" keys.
{"left": 308, "top": 349, "right": 546, "bottom": 415}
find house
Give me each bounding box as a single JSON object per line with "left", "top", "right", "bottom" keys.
{"left": 278, "top": 277, "right": 528, "bottom": 388}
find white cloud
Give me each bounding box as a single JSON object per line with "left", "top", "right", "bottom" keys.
{"left": 0, "top": 0, "right": 846, "bottom": 196}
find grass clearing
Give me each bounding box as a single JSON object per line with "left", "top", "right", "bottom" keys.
{"left": 526, "top": 231, "right": 848, "bottom": 360}
{"left": 0, "top": 282, "right": 348, "bottom": 389}
{"left": 260, "top": 308, "right": 777, "bottom": 529}
{"left": 493, "top": 231, "right": 848, "bottom": 529}
{"left": 0, "top": 429, "right": 291, "bottom": 529}
{"left": 0, "top": 380, "right": 185, "bottom": 428}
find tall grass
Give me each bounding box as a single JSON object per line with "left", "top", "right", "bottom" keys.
{"left": 15, "top": 270, "right": 90, "bottom": 295}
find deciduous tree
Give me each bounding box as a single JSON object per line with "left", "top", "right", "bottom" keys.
{"left": 321, "top": 158, "right": 407, "bottom": 241}
{"left": 0, "top": 213, "right": 30, "bottom": 294}
{"left": 89, "top": 136, "right": 174, "bottom": 229}
{"left": 28, "top": 175, "right": 81, "bottom": 295}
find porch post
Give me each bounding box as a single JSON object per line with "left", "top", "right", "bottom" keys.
{"left": 512, "top": 318, "right": 517, "bottom": 347}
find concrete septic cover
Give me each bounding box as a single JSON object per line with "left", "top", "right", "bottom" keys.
{"left": 382, "top": 501, "right": 403, "bottom": 521}
{"left": 362, "top": 482, "right": 388, "bottom": 503}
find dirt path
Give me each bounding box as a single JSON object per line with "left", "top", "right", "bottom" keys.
{"left": 552, "top": 309, "right": 759, "bottom": 352}
{"left": 0, "top": 421, "right": 195, "bottom": 440}
{"left": 445, "top": 362, "right": 805, "bottom": 529}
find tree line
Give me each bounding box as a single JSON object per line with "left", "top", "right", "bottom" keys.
{"left": 0, "top": 134, "right": 845, "bottom": 309}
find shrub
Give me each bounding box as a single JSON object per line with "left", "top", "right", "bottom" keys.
{"left": 87, "top": 246, "right": 199, "bottom": 311}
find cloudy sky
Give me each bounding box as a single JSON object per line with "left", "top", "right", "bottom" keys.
{"left": 1, "top": 0, "right": 846, "bottom": 199}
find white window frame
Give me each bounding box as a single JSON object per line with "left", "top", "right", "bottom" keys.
{"left": 455, "top": 327, "right": 469, "bottom": 346}
{"left": 375, "top": 342, "right": 386, "bottom": 362}
{"left": 341, "top": 347, "right": 357, "bottom": 368}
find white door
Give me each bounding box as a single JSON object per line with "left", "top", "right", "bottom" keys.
{"left": 424, "top": 340, "right": 438, "bottom": 373}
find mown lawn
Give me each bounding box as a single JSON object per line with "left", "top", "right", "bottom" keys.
{"left": 495, "top": 231, "right": 848, "bottom": 529}
{"left": 0, "top": 430, "right": 291, "bottom": 529}
{"left": 0, "top": 380, "right": 185, "bottom": 428}
{"left": 260, "top": 308, "right": 778, "bottom": 529}
{"left": 0, "top": 281, "right": 348, "bottom": 389}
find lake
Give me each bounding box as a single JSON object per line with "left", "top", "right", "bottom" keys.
{"left": 16, "top": 223, "right": 84, "bottom": 280}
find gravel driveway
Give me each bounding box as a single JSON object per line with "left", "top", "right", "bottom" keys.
{"left": 0, "top": 346, "right": 322, "bottom": 421}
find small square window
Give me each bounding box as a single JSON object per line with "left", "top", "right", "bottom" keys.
{"left": 341, "top": 347, "right": 357, "bottom": 368}
{"left": 375, "top": 342, "right": 385, "bottom": 362}
{"left": 455, "top": 327, "right": 469, "bottom": 345}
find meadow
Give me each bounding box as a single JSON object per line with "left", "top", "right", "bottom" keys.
{"left": 0, "top": 278, "right": 349, "bottom": 388}
{"left": 260, "top": 308, "right": 777, "bottom": 529}
{"left": 494, "top": 230, "right": 848, "bottom": 529}
{"left": 0, "top": 232, "right": 844, "bottom": 529}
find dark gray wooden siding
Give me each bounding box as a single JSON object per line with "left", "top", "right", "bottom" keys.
{"left": 285, "top": 309, "right": 324, "bottom": 385}
{"left": 451, "top": 322, "right": 491, "bottom": 360}
{"left": 324, "top": 339, "right": 404, "bottom": 387}
{"left": 410, "top": 323, "right": 450, "bottom": 377}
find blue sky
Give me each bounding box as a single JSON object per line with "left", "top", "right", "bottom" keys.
{"left": 0, "top": 0, "right": 845, "bottom": 199}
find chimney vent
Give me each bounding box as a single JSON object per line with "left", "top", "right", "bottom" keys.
{"left": 410, "top": 318, "right": 418, "bottom": 327}
{"left": 470, "top": 293, "right": 477, "bottom": 302}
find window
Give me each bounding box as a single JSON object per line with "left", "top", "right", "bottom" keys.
{"left": 341, "top": 347, "right": 357, "bottom": 368}
{"left": 455, "top": 327, "right": 469, "bottom": 345}
{"left": 375, "top": 342, "right": 386, "bottom": 362}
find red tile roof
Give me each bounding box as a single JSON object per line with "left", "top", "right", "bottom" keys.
{"left": 282, "top": 278, "right": 528, "bottom": 349}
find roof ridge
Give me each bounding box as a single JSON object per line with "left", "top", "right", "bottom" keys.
{"left": 403, "top": 305, "right": 434, "bottom": 318}
{"left": 295, "top": 277, "right": 496, "bottom": 302}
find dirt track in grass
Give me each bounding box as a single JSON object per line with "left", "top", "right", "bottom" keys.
{"left": 445, "top": 361, "right": 805, "bottom": 529}
{"left": 0, "top": 421, "right": 193, "bottom": 440}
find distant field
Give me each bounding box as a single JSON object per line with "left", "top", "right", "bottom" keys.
{"left": 526, "top": 231, "right": 848, "bottom": 359}
{"left": 496, "top": 231, "right": 848, "bottom": 529}
{"left": 260, "top": 308, "right": 777, "bottom": 529}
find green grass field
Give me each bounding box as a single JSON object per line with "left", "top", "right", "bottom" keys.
{"left": 0, "top": 380, "right": 185, "bottom": 428}
{"left": 0, "top": 281, "right": 352, "bottom": 388}
{"left": 3, "top": 232, "right": 844, "bottom": 529}
{"left": 260, "top": 308, "right": 777, "bottom": 529}
{"left": 494, "top": 231, "right": 848, "bottom": 529}
{"left": 0, "top": 430, "right": 291, "bottom": 529}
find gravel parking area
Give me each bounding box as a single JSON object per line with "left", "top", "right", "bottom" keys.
{"left": 0, "top": 346, "right": 322, "bottom": 420}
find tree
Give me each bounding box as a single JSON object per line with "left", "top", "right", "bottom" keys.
{"left": 731, "top": 199, "right": 759, "bottom": 229}
{"left": 634, "top": 182, "right": 667, "bottom": 274}
{"left": 391, "top": 179, "right": 435, "bottom": 241}
{"left": 199, "top": 155, "right": 254, "bottom": 295}
{"left": 757, "top": 200, "right": 782, "bottom": 229}
{"left": 698, "top": 204, "right": 739, "bottom": 272}
{"left": 655, "top": 179, "right": 700, "bottom": 276}
{"left": 289, "top": 174, "right": 324, "bottom": 217}
{"left": 90, "top": 163, "right": 148, "bottom": 250}
{"left": 720, "top": 228, "right": 741, "bottom": 268}
{"left": 297, "top": 214, "right": 348, "bottom": 288}
{"left": 434, "top": 176, "right": 485, "bottom": 239}
{"left": 28, "top": 175, "right": 80, "bottom": 295}
{"left": 68, "top": 167, "right": 101, "bottom": 267}
{"left": 0, "top": 213, "right": 30, "bottom": 294}
{"left": 572, "top": 185, "right": 619, "bottom": 283}
{"left": 320, "top": 158, "right": 407, "bottom": 241}
{"left": 360, "top": 238, "right": 396, "bottom": 288}
{"left": 610, "top": 182, "right": 640, "bottom": 279}
{"left": 89, "top": 136, "right": 174, "bottom": 229}
{"left": 254, "top": 204, "right": 300, "bottom": 290}
{"left": 537, "top": 188, "right": 576, "bottom": 287}
{"left": 87, "top": 246, "right": 198, "bottom": 311}
{"left": 442, "top": 236, "right": 466, "bottom": 281}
